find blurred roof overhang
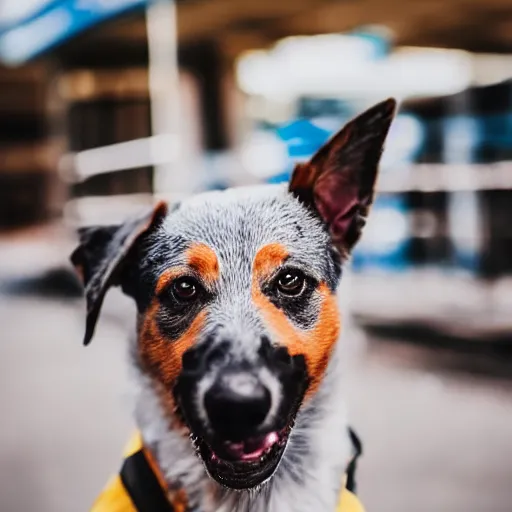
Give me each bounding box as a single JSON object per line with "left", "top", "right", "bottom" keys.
{"left": 156, "top": 0, "right": 512, "bottom": 56}
{"left": 1, "top": 0, "right": 512, "bottom": 66}
{"left": 188, "top": 0, "right": 510, "bottom": 55}
{"left": 94, "top": 0, "right": 512, "bottom": 59}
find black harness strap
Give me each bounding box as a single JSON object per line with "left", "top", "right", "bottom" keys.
{"left": 346, "top": 428, "right": 363, "bottom": 494}
{"left": 120, "top": 449, "right": 175, "bottom": 512}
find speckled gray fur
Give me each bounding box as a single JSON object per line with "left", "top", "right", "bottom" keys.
{"left": 131, "top": 184, "right": 351, "bottom": 512}
{"left": 75, "top": 98, "right": 398, "bottom": 512}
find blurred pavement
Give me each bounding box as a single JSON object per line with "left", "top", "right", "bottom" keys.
{"left": 1, "top": 226, "right": 512, "bottom": 512}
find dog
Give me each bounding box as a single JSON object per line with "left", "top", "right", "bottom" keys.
{"left": 71, "top": 98, "right": 397, "bottom": 512}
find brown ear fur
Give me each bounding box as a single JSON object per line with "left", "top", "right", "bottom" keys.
{"left": 289, "top": 98, "right": 397, "bottom": 257}
{"left": 70, "top": 201, "right": 168, "bottom": 345}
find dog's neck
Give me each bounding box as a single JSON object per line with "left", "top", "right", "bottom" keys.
{"left": 133, "top": 342, "right": 350, "bottom": 512}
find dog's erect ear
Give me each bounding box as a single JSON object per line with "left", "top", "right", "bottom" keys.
{"left": 289, "top": 98, "right": 397, "bottom": 257}
{"left": 70, "top": 201, "right": 168, "bottom": 346}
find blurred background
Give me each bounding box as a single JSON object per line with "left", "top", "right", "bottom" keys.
{"left": 1, "top": 0, "right": 512, "bottom": 511}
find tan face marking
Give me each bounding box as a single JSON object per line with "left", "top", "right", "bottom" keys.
{"left": 138, "top": 244, "right": 220, "bottom": 426}
{"left": 138, "top": 287, "right": 206, "bottom": 429}
{"left": 252, "top": 243, "right": 341, "bottom": 398}
{"left": 139, "top": 300, "right": 207, "bottom": 388}
{"left": 185, "top": 243, "right": 220, "bottom": 284}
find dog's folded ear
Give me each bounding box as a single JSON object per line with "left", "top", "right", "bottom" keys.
{"left": 289, "top": 98, "right": 397, "bottom": 258}
{"left": 70, "top": 201, "right": 168, "bottom": 346}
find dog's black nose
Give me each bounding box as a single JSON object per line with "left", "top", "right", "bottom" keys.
{"left": 204, "top": 371, "right": 271, "bottom": 441}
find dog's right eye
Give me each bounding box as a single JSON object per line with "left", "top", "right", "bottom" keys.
{"left": 171, "top": 277, "right": 200, "bottom": 302}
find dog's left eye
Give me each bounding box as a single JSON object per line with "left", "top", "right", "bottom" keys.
{"left": 275, "top": 269, "right": 306, "bottom": 297}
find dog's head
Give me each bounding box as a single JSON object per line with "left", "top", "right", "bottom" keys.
{"left": 71, "top": 99, "right": 396, "bottom": 490}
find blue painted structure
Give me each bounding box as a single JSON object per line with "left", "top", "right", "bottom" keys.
{"left": 0, "top": 0, "right": 156, "bottom": 65}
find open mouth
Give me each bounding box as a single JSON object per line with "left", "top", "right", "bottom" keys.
{"left": 192, "top": 425, "right": 293, "bottom": 489}
{"left": 175, "top": 341, "right": 309, "bottom": 489}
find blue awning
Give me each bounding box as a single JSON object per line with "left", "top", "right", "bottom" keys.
{"left": 0, "top": 0, "right": 155, "bottom": 65}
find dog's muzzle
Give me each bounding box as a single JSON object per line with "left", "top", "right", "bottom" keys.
{"left": 173, "top": 337, "right": 309, "bottom": 489}
{"left": 204, "top": 369, "right": 272, "bottom": 442}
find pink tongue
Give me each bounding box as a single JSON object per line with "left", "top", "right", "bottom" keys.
{"left": 223, "top": 432, "right": 279, "bottom": 461}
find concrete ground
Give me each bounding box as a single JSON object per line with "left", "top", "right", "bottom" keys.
{"left": 1, "top": 226, "right": 512, "bottom": 512}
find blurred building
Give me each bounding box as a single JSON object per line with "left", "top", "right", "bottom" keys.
{"left": 1, "top": 0, "right": 512, "bottom": 337}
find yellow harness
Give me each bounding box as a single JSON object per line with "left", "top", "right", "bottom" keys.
{"left": 91, "top": 432, "right": 365, "bottom": 512}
